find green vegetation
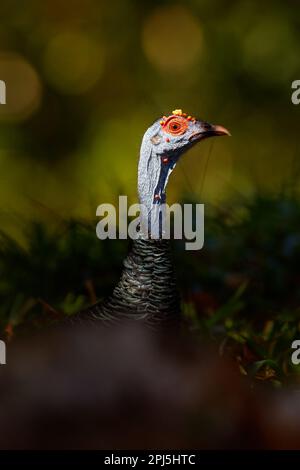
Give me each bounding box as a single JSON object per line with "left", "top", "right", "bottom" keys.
{"left": 1, "top": 191, "right": 299, "bottom": 386}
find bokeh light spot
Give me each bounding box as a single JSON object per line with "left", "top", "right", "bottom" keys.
{"left": 44, "top": 31, "right": 104, "bottom": 94}
{"left": 242, "top": 17, "right": 298, "bottom": 83}
{"left": 142, "top": 6, "right": 203, "bottom": 72}
{"left": 0, "top": 54, "right": 42, "bottom": 122}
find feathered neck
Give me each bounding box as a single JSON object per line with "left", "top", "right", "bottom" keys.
{"left": 81, "top": 237, "right": 180, "bottom": 327}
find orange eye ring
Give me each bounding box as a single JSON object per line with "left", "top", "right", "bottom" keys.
{"left": 162, "top": 116, "right": 188, "bottom": 136}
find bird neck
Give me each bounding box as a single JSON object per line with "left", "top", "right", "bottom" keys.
{"left": 101, "top": 237, "right": 180, "bottom": 325}
{"left": 138, "top": 137, "right": 176, "bottom": 239}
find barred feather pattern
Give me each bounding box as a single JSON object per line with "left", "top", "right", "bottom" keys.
{"left": 75, "top": 238, "right": 181, "bottom": 328}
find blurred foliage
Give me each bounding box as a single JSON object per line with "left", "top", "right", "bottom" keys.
{"left": 0, "top": 191, "right": 300, "bottom": 387}
{"left": 179, "top": 190, "right": 300, "bottom": 387}
{"left": 0, "top": 0, "right": 299, "bottom": 389}
{"left": 0, "top": 219, "right": 128, "bottom": 332}
{"left": 0, "top": 0, "right": 300, "bottom": 237}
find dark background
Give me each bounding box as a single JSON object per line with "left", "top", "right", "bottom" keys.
{"left": 0, "top": 0, "right": 299, "bottom": 230}
{"left": 0, "top": 0, "right": 300, "bottom": 449}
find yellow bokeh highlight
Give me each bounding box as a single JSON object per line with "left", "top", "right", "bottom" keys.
{"left": 0, "top": 53, "right": 42, "bottom": 122}
{"left": 44, "top": 31, "right": 104, "bottom": 94}
{"left": 142, "top": 5, "right": 203, "bottom": 72}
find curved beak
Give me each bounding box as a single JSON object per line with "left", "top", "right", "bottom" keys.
{"left": 189, "top": 123, "right": 231, "bottom": 143}
{"left": 210, "top": 124, "right": 231, "bottom": 137}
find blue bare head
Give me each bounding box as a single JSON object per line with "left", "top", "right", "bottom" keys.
{"left": 138, "top": 109, "right": 230, "bottom": 214}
